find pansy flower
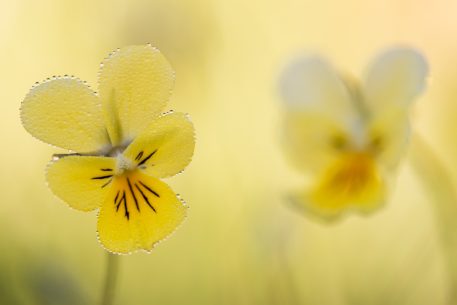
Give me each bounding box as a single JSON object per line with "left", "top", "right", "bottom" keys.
{"left": 20, "top": 45, "right": 195, "bottom": 253}
{"left": 280, "top": 48, "right": 428, "bottom": 220}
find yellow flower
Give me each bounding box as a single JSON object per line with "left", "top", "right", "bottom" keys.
{"left": 280, "top": 48, "right": 428, "bottom": 220}
{"left": 20, "top": 45, "right": 195, "bottom": 253}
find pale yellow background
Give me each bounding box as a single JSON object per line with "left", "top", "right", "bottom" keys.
{"left": 0, "top": 0, "right": 456, "bottom": 304}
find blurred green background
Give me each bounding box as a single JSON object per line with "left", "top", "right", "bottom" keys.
{"left": 1, "top": 0, "right": 457, "bottom": 304}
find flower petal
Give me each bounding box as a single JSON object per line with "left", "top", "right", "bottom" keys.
{"left": 21, "top": 78, "right": 110, "bottom": 152}
{"left": 290, "top": 153, "right": 386, "bottom": 220}
{"left": 279, "top": 55, "right": 356, "bottom": 122}
{"left": 46, "top": 156, "right": 116, "bottom": 211}
{"left": 363, "top": 48, "right": 429, "bottom": 109}
{"left": 282, "top": 111, "right": 351, "bottom": 174}
{"left": 98, "top": 45, "right": 175, "bottom": 145}
{"left": 97, "top": 171, "right": 187, "bottom": 254}
{"left": 366, "top": 108, "right": 410, "bottom": 171}
{"left": 123, "top": 112, "right": 195, "bottom": 178}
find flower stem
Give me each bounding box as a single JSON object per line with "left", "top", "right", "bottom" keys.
{"left": 100, "top": 252, "right": 120, "bottom": 305}
{"left": 409, "top": 134, "right": 457, "bottom": 303}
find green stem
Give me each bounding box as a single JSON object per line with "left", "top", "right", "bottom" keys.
{"left": 277, "top": 251, "right": 301, "bottom": 305}
{"left": 409, "top": 134, "right": 457, "bottom": 304}
{"left": 100, "top": 253, "right": 120, "bottom": 305}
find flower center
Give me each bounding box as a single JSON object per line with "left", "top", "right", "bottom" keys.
{"left": 115, "top": 154, "right": 137, "bottom": 175}
{"left": 327, "top": 153, "right": 375, "bottom": 193}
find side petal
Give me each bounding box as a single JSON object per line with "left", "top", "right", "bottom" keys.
{"left": 279, "top": 55, "right": 356, "bottom": 121}
{"left": 21, "top": 78, "right": 110, "bottom": 152}
{"left": 97, "top": 170, "right": 187, "bottom": 254}
{"left": 46, "top": 156, "right": 117, "bottom": 211}
{"left": 366, "top": 108, "right": 411, "bottom": 171}
{"left": 363, "top": 48, "right": 429, "bottom": 109}
{"left": 289, "top": 153, "right": 386, "bottom": 221}
{"left": 98, "top": 45, "right": 175, "bottom": 145}
{"left": 282, "top": 111, "right": 351, "bottom": 175}
{"left": 123, "top": 112, "right": 195, "bottom": 178}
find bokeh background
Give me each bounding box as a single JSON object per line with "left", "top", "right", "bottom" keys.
{"left": 1, "top": 0, "right": 457, "bottom": 304}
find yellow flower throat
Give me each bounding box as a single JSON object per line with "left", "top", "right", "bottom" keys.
{"left": 90, "top": 149, "right": 159, "bottom": 220}
{"left": 311, "top": 152, "right": 384, "bottom": 209}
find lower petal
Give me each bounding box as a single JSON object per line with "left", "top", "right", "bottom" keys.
{"left": 290, "top": 153, "right": 386, "bottom": 220}
{"left": 97, "top": 170, "right": 187, "bottom": 254}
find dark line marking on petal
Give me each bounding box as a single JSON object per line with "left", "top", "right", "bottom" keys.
{"left": 135, "top": 151, "right": 144, "bottom": 161}
{"left": 138, "top": 181, "right": 160, "bottom": 198}
{"left": 91, "top": 175, "right": 113, "bottom": 180}
{"left": 101, "top": 168, "right": 113, "bottom": 171}
{"left": 135, "top": 183, "right": 156, "bottom": 213}
{"left": 114, "top": 191, "right": 120, "bottom": 205}
{"left": 101, "top": 178, "right": 113, "bottom": 188}
{"left": 116, "top": 191, "right": 125, "bottom": 212}
{"left": 123, "top": 192, "right": 129, "bottom": 220}
{"left": 138, "top": 149, "right": 157, "bottom": 166}
{"left": 127, "top": 178, "right": 140, "bottom": 212}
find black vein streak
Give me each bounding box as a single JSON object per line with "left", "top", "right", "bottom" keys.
{"left": 114, "top": 191, "right": 120, "bottom": 205}
{"left": 135, "top": 183, "right": 156, "bottom": 213}
{"left": 91, "top": 175, "right": 113, "bottom": 180}
{"left": 138, "top": 149, "right": 157, "bottom": 166}
{"left": 123, "top": 192, "right": 129, "bottom": 220}
{"left": 116, "top": 191, "right": 125, "bottom": 212}
{"left": 135, "top": 151, "right": 144, "bottom": 161}
{"left": 138, "top": 181, "right": 160, "bottom": 198}
{"left": 101, "top": 168, "right": 113, "bottom": 171}
{"left": 127, "top": 178, "right": 140, "bottom": 212}
{"left": 102, "top": 178, "right": 113, "bottom": 188}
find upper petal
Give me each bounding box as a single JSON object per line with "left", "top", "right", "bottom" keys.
{"left": 46, "top": 155, "right": 117, "bottom": 211}
{"left": 97, "top": 170, "right": 187, "bottom": 254}
{"left": 279, "top": 55, "right": 356, "bottom": 123}
{"left": 363, "top": 48, "right": 429, "bottom": 110}
{"left": 21, "top": 78, "right": 110, "bottom": 152}
{"left": 123, "top": 112, "right": 195, "bottom": 178}
{"left": 98, "top": 45, "right": 175, "bottom": 145}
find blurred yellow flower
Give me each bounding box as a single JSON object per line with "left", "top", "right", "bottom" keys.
{"left": 20, "top": 45, "right": 195, "bottom": 254}
{"left": 280, "top": 48, "right": 428, "bottom": 220}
